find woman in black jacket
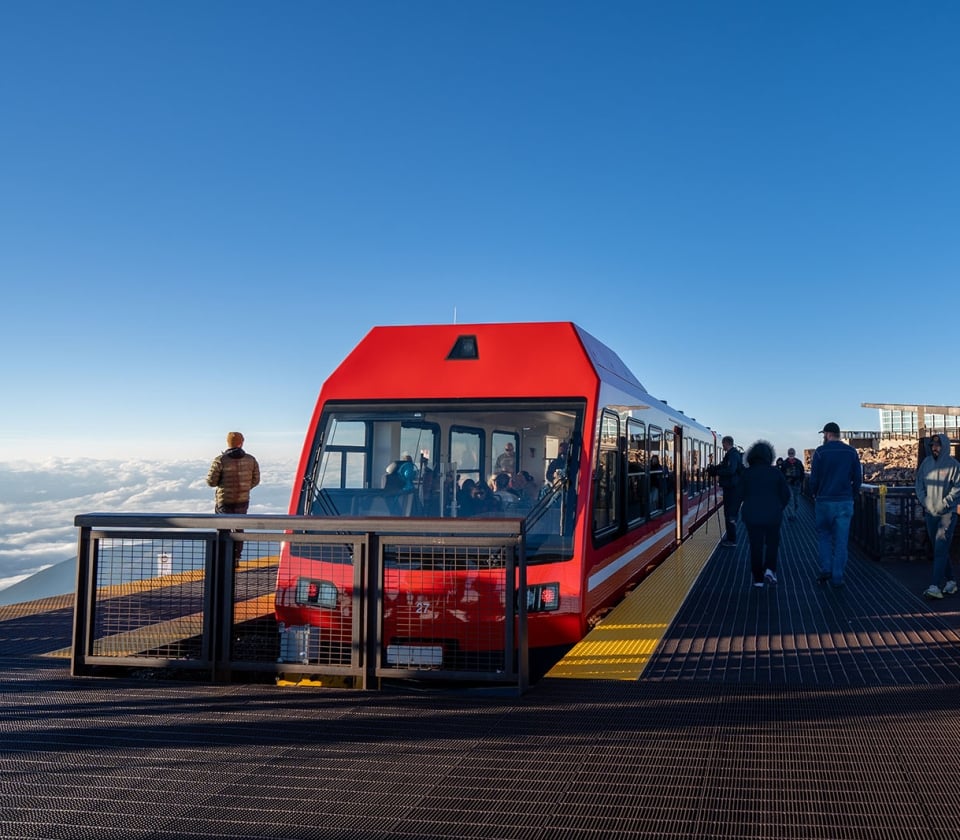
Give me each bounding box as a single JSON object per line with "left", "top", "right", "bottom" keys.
{"left": 740, "top": 440, "right": 791, "bottom": 588}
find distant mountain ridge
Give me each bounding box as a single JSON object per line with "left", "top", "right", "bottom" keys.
{"left": 0, "top": 556, "right": 75, "bottom": 607}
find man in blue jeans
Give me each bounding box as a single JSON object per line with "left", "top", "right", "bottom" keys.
{"left": 808, "top": 422, "right": 862, "bottom": 588}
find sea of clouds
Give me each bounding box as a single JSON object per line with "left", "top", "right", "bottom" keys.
{"left": 0, "top": 457, "right": 297, "bottom": 593}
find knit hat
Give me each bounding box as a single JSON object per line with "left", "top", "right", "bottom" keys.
{"left": 226, "top": 431, "right": 244, "bottom": 448}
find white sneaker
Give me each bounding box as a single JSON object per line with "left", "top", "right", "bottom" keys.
{"left": 944, "top": 580, "right": 958, "bottom": 595}
{"left": 752, "top": 581, "right": 764, "bottom": 588}
{"left": 923, "top": 585, "right": 944, "bottom": 600}
{"left": 764, "top": 569, "right": 778, "bottom": 586}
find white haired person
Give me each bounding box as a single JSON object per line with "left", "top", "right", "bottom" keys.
{"left": 915, "top": 433, "right": 960, "bottom": 599}
{"left": 206, "top": 431, "right": 260, "bottom": 564}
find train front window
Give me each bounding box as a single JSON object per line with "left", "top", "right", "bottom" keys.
{"left": 299, "top": 400, "right": 586, "bottom": 562}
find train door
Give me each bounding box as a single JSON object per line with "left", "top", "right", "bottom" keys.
{"left": 672, "top": 426, "right": 684, "bottom": 541}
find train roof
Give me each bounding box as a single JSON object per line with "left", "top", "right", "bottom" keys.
{"left": 319, "top": 322, "right": 714, "bottom": 435}
{"left": 321, "top": 322, "right": 632, "bottom": 396}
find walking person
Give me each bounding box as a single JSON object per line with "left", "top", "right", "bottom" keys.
{"left": 915, "top": 433, "right": 960, "bottom": 599}
{"left": 207, "top": 431, "right": 261, "bottom": 564}
{"left": 708, "top": 435, "right": 744, "bottom": 547}
{"left": 808, "top": 422, "right": 862, "bottom": 588}
{"left": 740, "top": 440, "right": 791, "bottom": 588}
{"left": 779, "top": 447, "right": 805, "bottom": 520}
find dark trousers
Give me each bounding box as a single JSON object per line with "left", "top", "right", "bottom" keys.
{"left": 216, "top": 502, "right": 249, "bottom": 562}
{"left": 722, "top": 490, "right": 741, "bottom": 542}
{"left": 746, "top": 521, "right": 781, "bottom": 582}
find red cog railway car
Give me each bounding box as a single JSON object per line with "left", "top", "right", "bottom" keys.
{"left": 274, "top": 322, "right": 722, "bottom": 668}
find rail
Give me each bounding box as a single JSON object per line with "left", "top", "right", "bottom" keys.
{"left": 72, "top": 513, "right": 529, "bottom": 692}
{"left": 851, "top": 484, "right": 927, "bottom": 561}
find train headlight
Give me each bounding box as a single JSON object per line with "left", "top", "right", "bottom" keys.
{"left": 524, "top": 582, "right": 560, "bottom": 613}
{"left": 295, "top": 578, "right": 338, "bottom": 609}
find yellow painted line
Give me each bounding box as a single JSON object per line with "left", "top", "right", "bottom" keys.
{"left": 547, "top": 525, "right": 718, "bottom": 680}
{"left": 44, "top": 593, "right": 277, "bottom": 660}
{"left": 1, "top": 556, "right": 279, "bottom": 626}
{"left": 0, "top": 594, "right": 74, "bottom": 622}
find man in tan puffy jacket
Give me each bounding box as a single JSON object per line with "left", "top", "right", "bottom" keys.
{"left": 207, "top": 431, "right": 260, "bottom": 562}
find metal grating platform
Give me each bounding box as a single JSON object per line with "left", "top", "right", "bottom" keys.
{"left": 644, "top": 500, "right": 960, "bottom": 684}
{"left": 2, "top": 496, "right": 960, "bottom": 839}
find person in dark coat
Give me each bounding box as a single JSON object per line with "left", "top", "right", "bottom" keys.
{"left": 739, "top": 440, "right": 791, "bottom": 588}
{"left": 779, "top": 447, "right": 806, "bottom": 520}
{"left": 707, "top": 435, "right": 743, "bottom": 546}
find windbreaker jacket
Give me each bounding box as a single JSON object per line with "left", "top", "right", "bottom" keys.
{"left": 914, "top": 433, "right": 960, "bottom": 517}
{"left": 808, "top": 439, "right": 862, "bottom": 502}
{"left": 206, "top": 447, "right": 261, "bottom": 507}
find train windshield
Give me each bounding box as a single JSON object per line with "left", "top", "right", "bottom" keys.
{"left": 298, "top": 400, "right": 585, "bottom": 562}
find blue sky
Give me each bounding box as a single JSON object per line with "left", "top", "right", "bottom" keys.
{"left": 1, "top": 0, "right": 958, "bottom": 469}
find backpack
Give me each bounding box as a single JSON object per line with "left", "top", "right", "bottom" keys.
{"left": 783, "top": 460, "right": 802, "bottom": 481}
{"left": 729, "top": 451, "right": 745, "bottom": 487}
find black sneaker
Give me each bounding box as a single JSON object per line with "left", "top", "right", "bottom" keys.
{"left": 720, "top": 539, "right": 737, "bottom": 547}
{"left": 816, "top": 572, "right": 831, "bottom": 584}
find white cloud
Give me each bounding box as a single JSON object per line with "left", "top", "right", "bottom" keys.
{"left": 0, "top": 457, "right": 296, "bottom": 582}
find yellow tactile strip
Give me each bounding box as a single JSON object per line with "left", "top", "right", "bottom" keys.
{"left": 546, "top": 524, "right": 719, "bottom": 680}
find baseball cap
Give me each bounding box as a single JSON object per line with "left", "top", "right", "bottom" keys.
{"left": 820, "top": 422, "right": 840, "bottom": 435}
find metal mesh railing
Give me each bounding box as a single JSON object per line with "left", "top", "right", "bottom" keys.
{"left": 377, "top": 536, "right": 517, "bottom": 677}
{"left": 853, "top": 485, "right": 927, "bottom": 561}
{"left": 73, "top": 514, "right": 528, "bottom": 691}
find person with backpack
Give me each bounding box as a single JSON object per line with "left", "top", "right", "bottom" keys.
{"left": 779, "top": 447, "right": 805, "bottom": 520}
{"left": 708, "top": 435, "right": 744, "bottom": 547}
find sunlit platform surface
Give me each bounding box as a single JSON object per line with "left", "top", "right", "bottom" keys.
{"left": 3, "top": 497, "right": 960, "bottom": 840}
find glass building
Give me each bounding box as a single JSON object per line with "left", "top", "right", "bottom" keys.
{"left": 862, "top": 403, "right": 960, "bottom": 440}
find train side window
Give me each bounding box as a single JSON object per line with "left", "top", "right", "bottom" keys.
{"left": 313, "top": 419, "right": 367, "bottom": 490}
{"left": 689, "top": 440, "right": 702, "bottom": 495}
{"left": 593, "top": 410, "right": 621, "bottom": 536}
{"left": 648, "top": 426, "right": 663, "bottom": 513}
{"left": 662, "top": 431, "right": 675, "bottom": 510}
{"left": 626, "top": 418, "right": 647, "bottom": 524}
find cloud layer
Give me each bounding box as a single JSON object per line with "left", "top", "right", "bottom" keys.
{"left": 0, "top": 457, "right": 295, "bottom": 590}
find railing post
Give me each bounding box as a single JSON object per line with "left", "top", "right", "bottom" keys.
{"left": 363, "top": 532, "right": 380, "bottom": 690}
{"left": 516, "top": 530, "right": 528, "bottom": 693}
{"left": 70, "top": 525, "right": 92, "bottom": 676}
{"left": 212, "top": 527, "right": 234, "bottom": 682}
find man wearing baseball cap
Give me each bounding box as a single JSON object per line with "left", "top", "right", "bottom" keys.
{"left": 808, "top": 422, "right": 862, "bottom": 588}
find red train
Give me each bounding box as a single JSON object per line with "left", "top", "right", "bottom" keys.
{"left": 274, "top": 322, "right": 722, "bottom": 669}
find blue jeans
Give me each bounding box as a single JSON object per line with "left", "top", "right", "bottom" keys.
{"left": 925, "top": 511, "right": 958, "bottom": 588}
{"left": 815, "top": 499, "right": 854, "bottom": 584}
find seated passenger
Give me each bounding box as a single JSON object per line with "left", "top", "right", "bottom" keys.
{"left": 492, "top": 472, "right": 520, "bottom": 507}
{"left": 457, "top": 479, "right": 478, "bottom": 516}
{"left": 509, "top": 470, "right": 538, "bottom": 506}
{"left": 394, "top": 453, "right": 418, "bottom": 491}
{"left": 469, "top": 481, "right": 501, "bottom": 515}
{"left": 383, "top": 458, "right": 417, "bottom": 515}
